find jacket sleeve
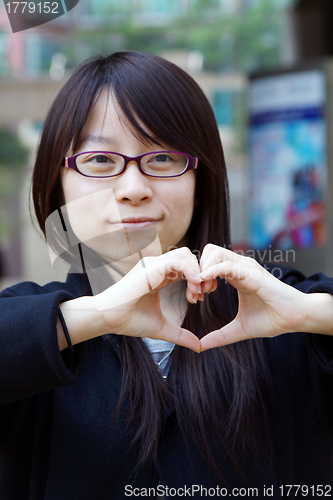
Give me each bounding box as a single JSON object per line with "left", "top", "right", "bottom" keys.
{"left": 0, "top": 281, "right": 85, "bottom": 406}
{"left": 267, "top": 264, "right": 333, "bottom": 375}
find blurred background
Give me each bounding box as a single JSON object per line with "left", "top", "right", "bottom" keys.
{"left": 1, "top": 0, "right": 333, "bottom": 290}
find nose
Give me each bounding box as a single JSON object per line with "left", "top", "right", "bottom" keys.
{"left": 114, "top": 161, "right": 153, "bottom": 205}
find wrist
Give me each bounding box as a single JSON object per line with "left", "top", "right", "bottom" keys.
{"left": 59, "top": 296, "right": 110, "bottom": 347}
{"left": 299, "top": 292, "right": 333, "bottom": 336}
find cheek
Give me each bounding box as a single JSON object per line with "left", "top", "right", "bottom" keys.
{"left": 172, "top": 177, "right": 196, "bottom": 218}
{"left": 171, "top": 194, "right": 195, "bottom": 222}
{"left": 164, "top": 177, "right": 196, "bottom": 235}
{"left": 61, "top": 173, "right": 120, "bottom": 241}
{"left": 61, "top": 170, "right": 98, "bottom": 204}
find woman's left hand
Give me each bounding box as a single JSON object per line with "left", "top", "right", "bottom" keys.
{"left": 198, "top": 244, "right": 311, "bottom": 351}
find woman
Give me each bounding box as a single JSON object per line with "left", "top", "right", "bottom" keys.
{"left": 0, "top": 51, "right": 332, "bottom": 499}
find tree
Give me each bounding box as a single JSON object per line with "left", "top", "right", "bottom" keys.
{"left": 68, "top": 0, "right": 285, "bottom": 73}
{"left": 0, "top": 128, "right": 29, "bottom": 243}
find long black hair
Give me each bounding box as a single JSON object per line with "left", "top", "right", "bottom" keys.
{"left": 32, "top": 51, "right": 272, "bottom": 483}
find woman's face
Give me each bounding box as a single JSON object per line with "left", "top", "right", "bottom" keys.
{"left": 61, "top": 91, "right": 196, "bottom": 262}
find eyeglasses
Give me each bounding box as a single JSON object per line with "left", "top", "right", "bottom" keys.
{"left": 63, "top": 151, "right": 198, "bottom": 179}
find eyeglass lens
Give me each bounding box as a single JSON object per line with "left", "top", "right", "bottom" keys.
{"left": 75, "top": 152, "right": 189, "bottom": 177}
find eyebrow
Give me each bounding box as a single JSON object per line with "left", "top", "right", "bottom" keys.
{"left": 79, "top": 135, "right": 118, "bottom": 148}
{"left": 79, "top": 133, "right": 166, "bottom": 150}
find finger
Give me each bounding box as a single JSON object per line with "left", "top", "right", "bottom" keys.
{"left": 107, "top": 248, "right": 202, "bottom": 305}
{"left": 201, "top": 278, "right": 217, "bottom": 294}
{"left": 153, "top": 319, "right": 200, "bottom": 352}
{"left": 200, "top": 244, "right": 237, "bottom": 272}
{"left": 164, "top": 248, "right": 202, "bottom": 297}
{"left": 150, "top": 247, "right": 202, "bottom": 283}
{"left": 200, "top": 244, "right": 258, "bottom": 274}
{"left": 185, "top": 278, "right": 202, "bottom": 298}
{"left": 200, "top": 261, "right": 247, "bottom": 280}
{"left": 186, "top": 287, "right": 198, "bottom": 304}
{"left": 200, "top": 320, "right": 250, "bottom": 350}
{"left": 176, "top": 248, "right": 202, "bottom": 284}
{"left": 199, "top": 261, "right": 262, "bottom": 292}
{"left": 134, "top": 248, "right": 200, "bottom": 294}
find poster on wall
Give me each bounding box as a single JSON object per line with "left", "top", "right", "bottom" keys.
{"left": 249, "top": 69, "right": 327, "bottom": 250}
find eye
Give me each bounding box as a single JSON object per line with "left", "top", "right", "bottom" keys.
{"left": 75, "top": 152, "right": 123, "bottom": 177}
{"left": 89, "top": 154, "right": 115, "bottom": 164}
{"left": 151, "top": 153, "right": 173, "bottom": 162}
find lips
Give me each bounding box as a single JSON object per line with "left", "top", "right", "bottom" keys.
{"left": 121, "top": 218, "right": 159, "bottom": 223}
{"left": 111, "top": 217, "right": 161, "bottom": 228}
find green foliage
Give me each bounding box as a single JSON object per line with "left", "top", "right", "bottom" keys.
{"left": 0, "top": 165, "right": 20, "bottom": 242}
{"left": 0, "top": 128, "right": 29, "bottom": 243}
{"left": 63, "top": 0, "right": 287, "bottom": 157}
{"left": 69, "top": 0, "right": 285, "bottom": 73}
{"left": 0, "top": 128, "right": 29, "bottom": 168}
{"left": 170, "top": 0, "right": 282, "bottom": 71}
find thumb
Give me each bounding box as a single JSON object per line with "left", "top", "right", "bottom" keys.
{"left": 200, "top": 319, "right": 249, "bottom": 350}
{"left": 152, "top": 319, "right": 200, "bottom": 352}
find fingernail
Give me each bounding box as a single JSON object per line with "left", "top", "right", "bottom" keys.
{"left": 192, "top": 296, "right": 198, "bottom": 304}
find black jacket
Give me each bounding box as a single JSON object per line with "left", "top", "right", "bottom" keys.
{"left": 0, "top": 266, "right": 333, "bottom": 499}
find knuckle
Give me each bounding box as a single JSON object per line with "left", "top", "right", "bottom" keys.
{"left": 178, "top": 246, "right": 191, "bottom": 259}
{"left": 204, "top": 243, "right": 215, "bottom": 253}
{"left": 246, "top": 256, "right": 259, "bottom": 266}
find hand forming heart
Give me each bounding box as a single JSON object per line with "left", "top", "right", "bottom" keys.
{"left": 95, "top": 244, "right": 312, "bottom": 353}
{"left": 197, "top": 244, "right": 309, "bottom": 350}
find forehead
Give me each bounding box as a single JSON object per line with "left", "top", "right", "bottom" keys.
{"left": 78, "top": 89, "right": 162, "bottom": 151}
{"left": 83, "top": 91, "right": 127, "bottom": 137}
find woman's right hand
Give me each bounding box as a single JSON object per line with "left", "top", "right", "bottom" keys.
{"left": 58, "top": 247, "right": 202, "bottom": 352}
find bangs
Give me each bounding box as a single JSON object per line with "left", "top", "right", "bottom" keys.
{"left": 105, "top": 88, "right": 165, "bottom": 150}
{"left": 104, "top": 52, "right": 208, "bottom": 157}
{"left": 66, "top": 51, "right": 216, "bottom": 161}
